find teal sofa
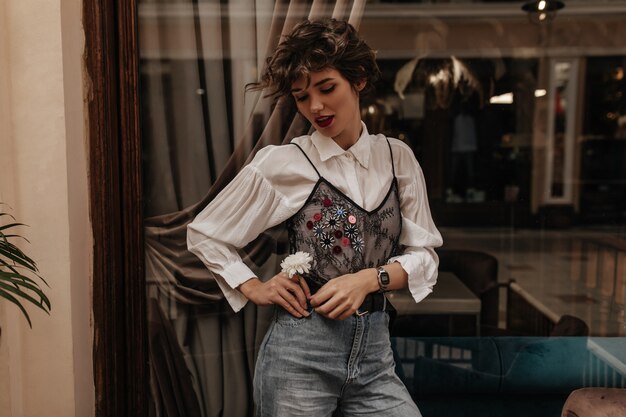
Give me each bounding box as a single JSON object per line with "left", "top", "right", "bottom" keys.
{"left": 392, "top": 336, "right": 591, "bottom": 417}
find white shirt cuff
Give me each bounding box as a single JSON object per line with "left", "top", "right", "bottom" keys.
{"left": 214, "top": 277, "right": 249, "bottom": 313}
{"left": 388, "top": 253, "right": 437, "bottom": 304}
{"left": 216, "top": 261, "right": 259, "bottom": 313}
{"left": 221, "top": 261, "right": 258, "bottom": 290}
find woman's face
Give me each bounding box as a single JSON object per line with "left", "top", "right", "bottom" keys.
{"left": 291, "top": 68, "right": 365, "bottom": 148}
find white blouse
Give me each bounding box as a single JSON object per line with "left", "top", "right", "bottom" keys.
{"left": 187, "top": 122, "right": 443, "bottom": 312}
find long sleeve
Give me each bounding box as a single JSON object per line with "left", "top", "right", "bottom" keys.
{"left": 187, "top": 158, "right": 301, "bottom": 312}
{"left": 387, "top": 140, "right": 443, "bottom": 303}
{"left": 187, "top": 131, "right": 442, "bottom": 311}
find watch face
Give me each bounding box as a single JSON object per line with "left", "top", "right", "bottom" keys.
{"left": 379, "top": 268, "right": 390, "bottom": 285}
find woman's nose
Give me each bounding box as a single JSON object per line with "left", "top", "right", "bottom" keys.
{"left": 310, "top": 96, "right": 324, "bottom": 112}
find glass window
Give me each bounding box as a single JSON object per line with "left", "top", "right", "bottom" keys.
{"left": 138, "top": 2, "right": 626, "bottom": 416}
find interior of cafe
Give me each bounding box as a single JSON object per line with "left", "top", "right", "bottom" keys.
{"left": 137, "top": 1, "right": 626, "bottom": 416}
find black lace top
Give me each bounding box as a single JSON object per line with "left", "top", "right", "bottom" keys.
{"left": 286, "top": 140, "right": 402, "bottom": 287}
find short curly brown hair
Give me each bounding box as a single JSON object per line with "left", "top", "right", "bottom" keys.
{"left": 249, "top": 19, "right": 380, "bottom": 99}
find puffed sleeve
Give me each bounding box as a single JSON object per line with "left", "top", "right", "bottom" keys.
{"left": 186, "top": 148, "right": 301, "bottom": 312}
{"left": 387, "top": 140, "right": 443, "bottom": 303}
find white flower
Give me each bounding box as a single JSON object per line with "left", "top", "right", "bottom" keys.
{"left": 280, "top": 251, "right": 313, "bottom": 278}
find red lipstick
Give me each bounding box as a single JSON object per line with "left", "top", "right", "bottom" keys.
{"left": 315, "top": 115, "right": 334, "bottom": 128}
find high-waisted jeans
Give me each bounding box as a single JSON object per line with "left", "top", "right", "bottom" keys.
{"left": 254, "top": 308, "right": 421, "bottom": 417}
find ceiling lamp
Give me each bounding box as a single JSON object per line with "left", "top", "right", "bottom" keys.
{"left": 522, "top": 0, "right": 565, "bottom": 24}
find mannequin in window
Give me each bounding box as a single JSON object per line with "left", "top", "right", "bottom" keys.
{"left": 447, "top": 95, "right": 478, "bottom": 203}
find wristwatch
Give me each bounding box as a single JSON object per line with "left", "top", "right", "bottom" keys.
{"left": 377, "top": 266, "right": 390, "bottom": 292}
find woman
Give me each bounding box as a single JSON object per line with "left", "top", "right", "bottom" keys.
{"left": 187, "top": 18, "right": 442, "bottom": 416}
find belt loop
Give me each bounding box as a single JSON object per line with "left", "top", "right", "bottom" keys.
{"left": 382, "top": 295, "right": 387, "bottom": 311}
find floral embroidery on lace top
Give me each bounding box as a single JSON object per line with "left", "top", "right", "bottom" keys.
{"left": 286, "top": 142, "right": 402, "bottom": 287}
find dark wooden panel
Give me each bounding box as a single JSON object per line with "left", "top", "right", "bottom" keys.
{"left": 84, "top": 0, "right": 147, "bottom": 416}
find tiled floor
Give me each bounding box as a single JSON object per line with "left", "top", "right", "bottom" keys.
{"left": 440, "top": 225, "right": 626, "bottom": 336}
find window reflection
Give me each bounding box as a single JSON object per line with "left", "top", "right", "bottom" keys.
{"left": 137, "top": 3, "right": 626, "bottom": 416}
{"left": 548, "top": 60, "right": 572, "bottom": 199}
{"left": 369, "top": 57, "right": 537, "bottom": 209}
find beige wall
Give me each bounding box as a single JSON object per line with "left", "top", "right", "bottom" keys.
{"left": 0, "top": 0, "right": 93, "bottom": 416}
{"left": 0, "top": 0, "right": 13, "bottom": 407}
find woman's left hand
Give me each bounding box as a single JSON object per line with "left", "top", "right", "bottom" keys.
{"left": 309, "top": 269, "right": 378, "bottom": 320}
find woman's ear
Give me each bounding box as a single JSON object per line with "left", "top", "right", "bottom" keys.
{"left": 355, "top": 79, "right": 367, "bottom": 92}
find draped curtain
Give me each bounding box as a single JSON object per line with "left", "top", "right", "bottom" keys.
{"left": 138, "top": 1, "right": 366, "bottom": 416}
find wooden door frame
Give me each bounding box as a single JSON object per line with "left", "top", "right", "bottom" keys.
{"left": 84, "top": 1, "right": 147, "bottom": 416}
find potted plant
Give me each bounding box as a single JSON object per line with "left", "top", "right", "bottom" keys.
{"left": 0, "top": 203, "right": 51, "bottom": 328}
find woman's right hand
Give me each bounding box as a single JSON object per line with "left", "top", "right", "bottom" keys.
{"left": 238, "top": 273, "right": 311, "bottom": 318}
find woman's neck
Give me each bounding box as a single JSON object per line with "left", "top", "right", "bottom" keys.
{"left": 332, "top": 121, "right": 363, "bottom": 151}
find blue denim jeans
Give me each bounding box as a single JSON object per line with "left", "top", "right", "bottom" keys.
{"left": 254, "top": 308, "right": 421, "bottom": 417}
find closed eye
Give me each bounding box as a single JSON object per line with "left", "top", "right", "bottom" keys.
{"left": 321, "top": 85, "right": 335, "bottom": 94}
{"left": 294, "top": 94, "right": 308, "bottom": 102}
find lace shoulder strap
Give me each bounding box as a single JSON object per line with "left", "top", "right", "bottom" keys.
{"left": 290, "top": 143, "right": 321, "bottom": 178}
{"left": 385, "top": 138, "right": 396, "bottom": 178}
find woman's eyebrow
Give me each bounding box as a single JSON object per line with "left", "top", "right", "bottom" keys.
{"left": 291, "top": 78, "right": 334, "bottom": 93}
{"left": 313, "top": 77, "right": 334, "bottom": 87}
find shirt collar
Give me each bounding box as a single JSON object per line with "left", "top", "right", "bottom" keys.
{"left": 310, "top": 121, "right": 371, "bottom": 169}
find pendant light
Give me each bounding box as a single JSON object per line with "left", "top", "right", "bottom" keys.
{"left": 522, "top": 0, "right": 565, "bottom": 24}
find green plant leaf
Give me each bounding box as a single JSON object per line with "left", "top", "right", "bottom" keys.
{"left": 0, "top": 281, "right": 50, "bottom": 313}
{"left": 0, "top": 262, "right": 24, "bottom": 278}
{"left": 0, "top": 213, "right": 16, "bottom": 222}
{"left": 0, "top": 222, "right": 27, "bottom": 232}
{"left": 0, "top": 287, "right": 33, "bottom": 328}
{"left": 1, "top": 207, "right": 50, "bottom": 328}
{"left": 0, "top": 233, "right": 31, "bottom": 244}
{"left": 0, "top": 240, "right": 38, "bottom": 263}
{"left": 0, "top": 270, "right": 48, "bottom": 288}
{"left": 0, "top": 241, "right": 35, "bottom": 264}
{"left": 0, "top": 245, "right": 38, "bottom": 271}
{"left": 0, "top": 274, "right": 51, "bottom": 310}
